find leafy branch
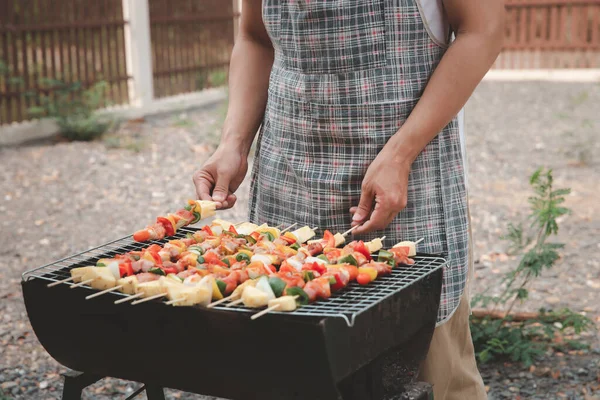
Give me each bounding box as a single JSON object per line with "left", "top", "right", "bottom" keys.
{"left": 470, "top": 168, "right": 593, "bottom": 366}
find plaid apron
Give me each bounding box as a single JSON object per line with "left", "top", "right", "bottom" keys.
{"left": 248, "top": 0, "right": 469, "bottom": 325}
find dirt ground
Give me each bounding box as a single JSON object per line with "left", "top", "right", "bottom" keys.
{"left": 0, "top": 81, "right": 598, "bottom": 399}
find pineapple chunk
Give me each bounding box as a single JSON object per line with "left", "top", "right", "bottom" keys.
{"left": 333, "top": 233, "right": 345, "bottom": 247}
{"left": 212, "top": 219, "right": 236, "bottom": 231}
{"left": 235, "top": 222, "right": 259, "bottom": 235}
{"left": 135, "top": 281, "right": 166, "bottom": 297}
{"left": 366, "top": 238, "right": 384, "bottom": 253}
{"left": 70, "top": 266, "right": 95, "bottom": 283}
{"left": 80, "top": 268, "right": 117, "bottom": 290}
{"left": 393, "top": 241, "right": 417, "bottom": 257}
{"left": 118, "top": 276, "right": 138, "bottom": 295}
{"left": 241, "top": 286, "right": 269, "bottom": 308}
{"left": 291, "top": 226, "right": 316, "bottom": 243}
{"left": 231, "top": 279, "right": 258, "bottom": 300}
{"left": 268, "top": 296, "right": 297, "bottom": 312}
{"left": 166, "top": 284, "right": 212, "bottom": 307}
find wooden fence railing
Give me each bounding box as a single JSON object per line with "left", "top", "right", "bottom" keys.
{"left": 495, "top": 0, "right": 600, "bottom": 68}
{"left": 149, "top": 0, "right": 236, "bottom": 99}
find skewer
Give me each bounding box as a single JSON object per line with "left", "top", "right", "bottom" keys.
{"left": 312, "top": 227, "right": 319, "bottom": 231}
{"left": 131, "top": 292, "right": 167, "bottom": 305}
{"left": 114, "top": 293, "right": 143, "bottom": 304}
{"left": 251, "top": 304, "right": 279, "bottom": 320}
{"left": 165, "top": 297, "right": 185, "bottom": 305}
{"left": 342, "top": 225, "right": 360, "bottom": 237}
{"left": 69, "top": 278, "right": 94, "bottom": 289}
{"left": 85, "top": 285, "right": 123, "bottom": 300}
{"left": 415, "top": 238, "right": 424, "bottom": 245}
{"left": 280, "top": 222, "right": 298, "bottom": 233}
{"left": 207, "top": 295, "right": 233, "bottom": 308}
{"left": 47, "top": 277, "right": 74, "bottom": 287}
{"left": 380, "top": 236, "right": 386, "bottom": 241}
{"left": 251, "top": 296, "right": 300, "bottom": 320}
{"left": 225, "top": 298, "right": 243, "bottom": 307}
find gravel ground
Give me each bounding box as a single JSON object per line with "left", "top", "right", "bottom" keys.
{"left": 0, "top": 81, "right": 599, "bottom": 399}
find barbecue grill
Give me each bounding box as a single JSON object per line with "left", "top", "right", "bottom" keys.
{"left": 22, "top": 227, "right": 445, "bottom": 400}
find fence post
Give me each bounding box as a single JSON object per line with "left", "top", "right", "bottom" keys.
{"left": 122, "top": 0, "right": 154, "bottom": 108}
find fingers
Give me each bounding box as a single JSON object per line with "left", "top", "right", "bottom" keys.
{"left": 352, "top": 204, "right": 395, "bottom": 235}
{"left": 351, "top": 187, "right": 374, "bottom": 227}
{"left": 193, "top": 169, "right": 215, "bottom": 202}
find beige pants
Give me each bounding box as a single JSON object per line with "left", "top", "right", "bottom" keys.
{"left": 418, "top": 285, "right": 488, "bottom": 400}
{"left": 418, "top": 205, "right": 487, "bottom": 399}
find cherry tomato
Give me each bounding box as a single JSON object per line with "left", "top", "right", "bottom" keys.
{"left": 356, "top": 273, "right": 371, "bottom": 285}
{"left": 133, "top": 230, "right": 150, "bottom": 242}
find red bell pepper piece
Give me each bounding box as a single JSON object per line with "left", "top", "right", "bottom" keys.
{"left": 201, "top": 225, "right": 214, "bottom": 236}
{"left": 119, "top": 261, "right": 134, "bottom": 277}
{"left": 163, "top": 266, "right": 178, "bottom": 275}
{"left": 203, "top": 251, "right": 228, "bottom": 267}
{"left": 280, "top": 235, "right": 297, "bottom": 245}
{"left": 302, "top": 262, "right": 326, "bottom": 276}
{"left": 330, "top": 272, "right": 344, "bottom": 291}
{"left": 323, "top": 230, "right": 336, "bottom": 248}
{"left": 145, "top": 244, "right": 162, "bottom": 254}
{"left": 156, "top": 216, "right": 175, "bottom": 236}
{"left": 228, "top": 224, "right": 239, "bottom": 235}
{"left": 149, "top": 251, "right": 163, "bottom": 267}
{"left": 353, "top": 241, "right": 372, "bottom": 261}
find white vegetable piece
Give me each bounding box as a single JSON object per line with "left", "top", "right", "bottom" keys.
{"left": 241, "top": 286, "right": 269, "bottom": 308}
{"left": 305, "top": 256, "right": 327, "bottom": 265}
{"left": 255, "top": 276, "right": 276, "bottom": 301}
{"left": 286, "top": 258, "right": 304, "bottom": 272}
{"left": 106, "top": 261, "right": 121, "bottom": 280}
{"left": 393, "top": 241, "right": 417, "bottom": 257}
{"left": 268, "top": 296, "right": 297, "bottom": 312}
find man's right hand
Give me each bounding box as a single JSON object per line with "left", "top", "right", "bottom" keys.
{"left": 193, "top": 146, "right": 248, "bottom": 210}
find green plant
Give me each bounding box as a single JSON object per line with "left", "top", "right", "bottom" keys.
{"left": 209, "top": 70, "right": 228, "bottom": 87}
{"left": 470, "top": 168, "right": 593, "bottom": 366}
{"left": 28, "top": 79, "right": 112, "bottom": 141}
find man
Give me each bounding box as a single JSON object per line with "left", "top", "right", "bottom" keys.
{"left": 193, "top": 1, "right": 504, "bottom": 398}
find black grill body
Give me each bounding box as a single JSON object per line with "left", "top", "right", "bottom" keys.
{"left": 21, "top": 229, "right": 443, "bottom": 400}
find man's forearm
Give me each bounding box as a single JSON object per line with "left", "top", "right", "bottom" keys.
{"left": 386, "top": 29, "right": 503, "bottom": 166}
{"left": 221, "top": 35, "right": 274, "bottom": 155}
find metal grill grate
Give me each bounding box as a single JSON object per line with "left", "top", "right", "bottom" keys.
{"left": 22, "top": 227, "right": 446, "bottom": 327}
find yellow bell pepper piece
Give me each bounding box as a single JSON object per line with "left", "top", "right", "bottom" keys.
{"left": 358, "top": 266, "right": 377, "bottom": 282}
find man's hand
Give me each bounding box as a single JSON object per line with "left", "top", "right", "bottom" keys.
{"left": 193, "top": 146, "right": 248, "bottom": 210}
{"left": 350, "top": 147, "right": 411, "bottom": 235}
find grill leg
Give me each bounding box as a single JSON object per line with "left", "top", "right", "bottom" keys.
{"left": 61, "top": 371, "right": 103, "bottom": 400}
{"left": 144, "top": 384, "right": 166, "bottom": 400}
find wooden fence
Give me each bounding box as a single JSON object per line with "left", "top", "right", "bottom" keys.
{"left": 0, "top": 0, "right": 130, "bottom": 124}
{"left": 495, "top": 0, "right": 600, "bottom": 68}
{"left": 150, "top": 0, "right": 235, "bottom": 99}
{"left": 0, "top": 0, "right": 236, "bottom": 125}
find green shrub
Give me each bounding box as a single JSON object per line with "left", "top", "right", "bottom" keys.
{"left": 28, "top": 79, "right": 112, "bottom": 141}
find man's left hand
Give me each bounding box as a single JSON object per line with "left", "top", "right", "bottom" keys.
{"left": 350, "top": 147, "right": 411, "bottom": 235}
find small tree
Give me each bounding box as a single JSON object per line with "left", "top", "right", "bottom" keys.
{"left": 470, "top": 168, "right": 593, "bottom": 366}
